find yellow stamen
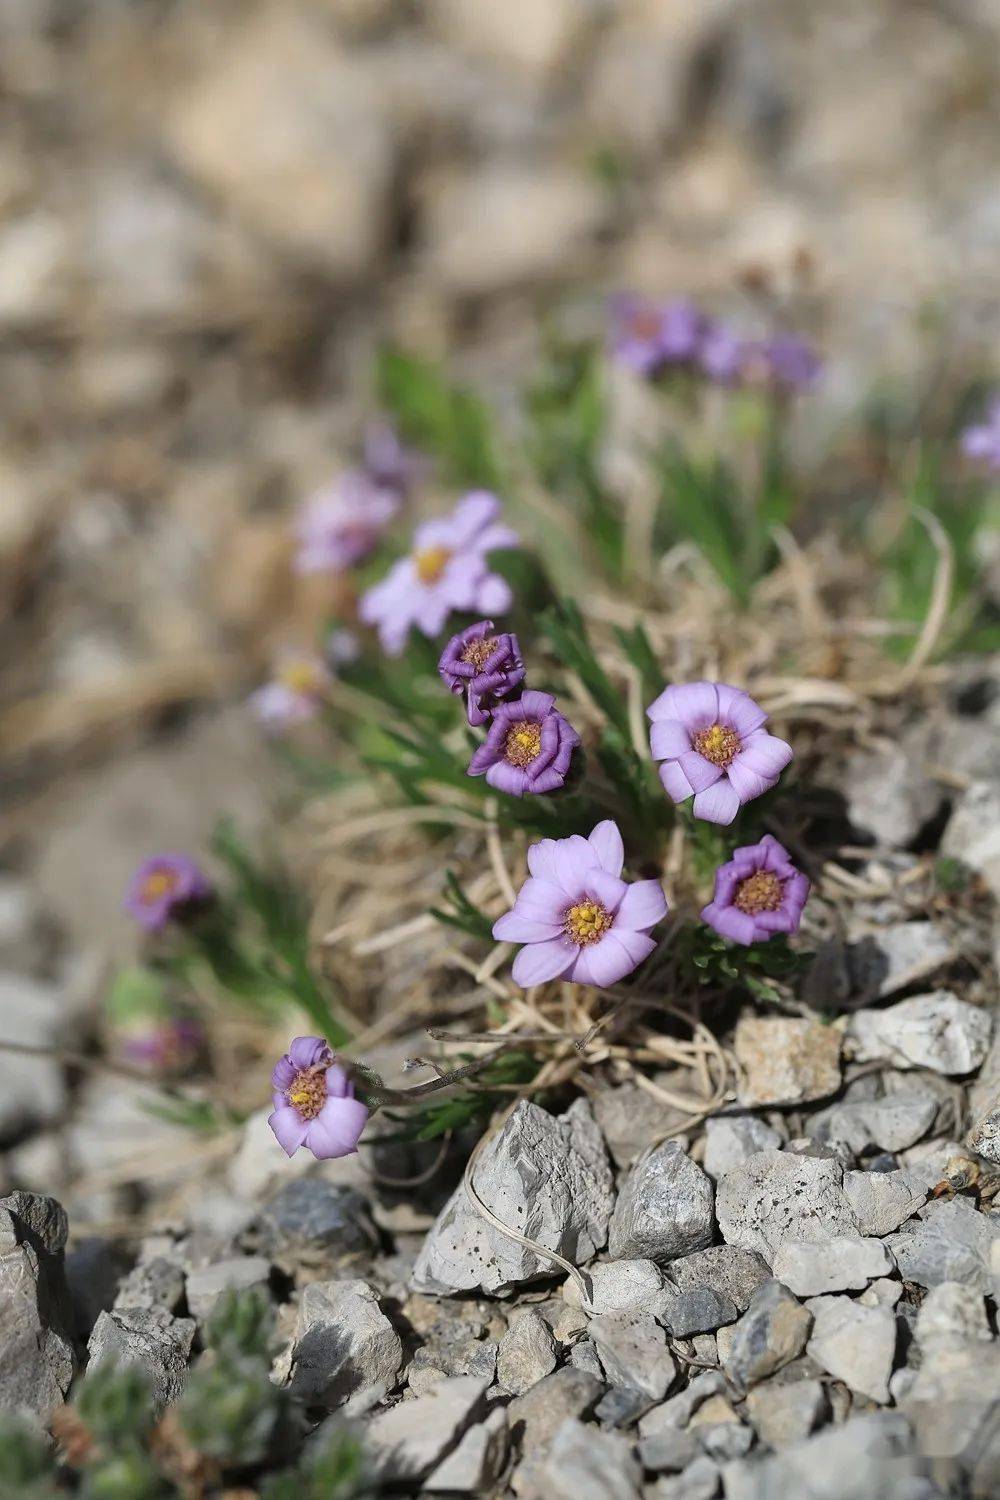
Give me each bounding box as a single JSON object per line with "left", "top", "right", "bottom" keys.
{"left": 565, "top": 900, "right": 612, "bottom": 945}
{"left": 414, "top": 546, "right": 452, "bottom": 585}
{"left": 504, "top": 722, "right": 542, "bottom": 767}
{"left": 734, "top": 870, "right": 783, "bottom": 915}
{"left": 280, "top": 661, "right": 322, "bottom": 696}
{"left": 141, "top": 870, "right": 178, "bottom": 903}
{"left": 461, "top": 636, "right": 499, "bottom": 670}
{"left": 693, "top": 722, "right": 741, "bottom": 768}
{"left": 287, "top": 1064, "right": 328, "bottom": 1121}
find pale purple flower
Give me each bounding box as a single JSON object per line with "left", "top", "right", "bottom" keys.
{"left": 493, "top": 820, "right": 667, "bottom": 987}
{"left": 118, "top": 1015, "right": 204, "bottom": 1074}
{"left": 250, "top": 653, "right": 330, "bottom": 731}
{"left": 294, "top": 471, "right": 399, "bottom": 575}
{"left": 468, "top": 690, "right": 580, "bottom": 796}
{"left": 701, "top": 834, "right": 810, "bottom": 945}
{"left": 961, "top": 397, "right": 1000, "bottom": 473}
{"left": 268, "top": 1035, "right": 369, "bottom": 1160}
{"left": 698, "top": 321, "right": 746, "bottom": 386}
{"left": 363, "top": 421, "right": 424, "bottom": 496}
{"left": 647, "top": 681, "right": 793, "bottom": 825}
{"left": 124, "top": 854, "right": 212, "bottom": 932}
{"left": 747, "top": 334, "right": 821, "bottom": 392}
{"left": 360, "top": 491, "right": 518, "bottom": 656}
{"left": 610, "top": 295, "right": 703, "bottom": 377}
{"left": 438, "top": 619, "right": 526, "bottom": 726}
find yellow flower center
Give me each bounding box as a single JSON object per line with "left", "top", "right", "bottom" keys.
{"left": 140, "top": 869, "right": 178, "bottom": 903}
{"left": 565, "top": 900, "right": 612, "bottom": 945}
{"left": 287, "top": 1064, "right": 328, "bottom": 1121}
{"left": 734, "top": 870, "right": 783, "bottom": 915}
{"left": 504, "top": 722, "right": 542, "bottom": 767}
{"left": 280, "top": 661, "right": 322, "bottom": 696}
{"left": 693, "top": 722, "right": 741, "bottom": 768}
{"left": 461, "top": 636, "right": 499, "bottom": 670}
{"left": 414, "top": 546, "right": 452, "bottom": 585}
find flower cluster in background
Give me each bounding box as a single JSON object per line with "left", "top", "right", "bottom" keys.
{"left": 962, "top": 395, "right": 1000, "bottom": 473}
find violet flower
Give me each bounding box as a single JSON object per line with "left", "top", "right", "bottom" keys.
{"left": 360, "top": 491, "right": 518, "bottom": 656}
{"left": 493, "top": 819, "right": 667, "bottom": 987}
{"left": 124, "top": 854, "right": 212, "bottom": 933}
{"left": 438, "top": 619, "right": 526, "bottom": 726}
{"left": 610, "top": 295, "right": 703, "bottom": 377}
{"left": 647, "top": 681, "right": 792, "bottom": 825}
{"left": 698, "top": 321, "right": 746, "bottom": 386}
{"left": 467, "top": 690, "right": 580, "bottom": 796}
{"left": 250, "top": 652, "right": 330, "bottom": 731}
{"left": 748, "top": 334, "right": 822, "bottom": 392}
{"left": 961, "top": 397, "right": 1000, "bottom": 473}
{"left": 294, "top": 471, "right": 399, "bottom": 575}
{"left": 268, "top": 1035, "right": 369, "bottom": 1160}
{"left": 118, "top": 1014, "right": 204, "bottom": 1074}
{"left": 363, "top": 421, "right": 424, "bottom": 496}
{"left": 701, "top": 834, "right": 810, "bottom": 945}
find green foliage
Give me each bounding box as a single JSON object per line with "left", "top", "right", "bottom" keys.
{"left": 678, "top": 924, "right": 806, "bottom": 1006}
{"left": 430, "top": 869, "right": 495, "bottom": 940}
{"left": 74, "top": 1365, "right": 156, "bottom": 1449}
{"left": 178, "top": 1358, "right": 289, "bottom": 1469}
{"left": 104, "top": 967, "right": 170, "bottom": 1027}
{"left": 0, "top": 1416, "right": 58, "bottom": 1499}
{"left": 935, "top": 855, "right": 972, "bottom": 894}
{"left": 383, "top": 1049, "right": 538, "bottom": 1142}
{"left": 79, "top": 1453, "right": 171, "bottom": 1500}
{"left": 376, "top": 346, "right": 502, "bottom": 491}
{"left": 203, "top": 1285, "right": 275, "bottom": 1362}
{"left": 260, "top": 1421, "right": 370, "bottom": 1500}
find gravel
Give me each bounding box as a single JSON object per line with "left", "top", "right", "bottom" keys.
{"left": 607, "top": 1140, "right": 714, "bottom": 1264}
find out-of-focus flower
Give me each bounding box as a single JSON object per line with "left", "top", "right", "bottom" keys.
{"left": 294, "top": 472, "right": 399, "bottom": 575}
{"left": 746, "top": 334, "right": 822, "bottom": 392}
{"left": 438, "top": 619, "right": 526, "bottom": 726}
{"left": 698, "top": 321, "right": 746, "bottom": 386}
{"left": 493, "top": 819, "right": 667, "bottom": 987}
{"left": 610, "top": 294, "right": 703, "bottom": 377}
{"left": 961, "top": 397, "right": 1000, "bottom": 473}
{"left": 250, "top": 652, "right": 330, "bottom": 731}
{"left": 360, "top": 491, "right": 518, "bottom": 656}
{"left": 268, "top": 1035, "right": 369, "bottom": 1159}
{"left": 124, "top": 854, "right": 212, "bottom": 932}
{"left": 701, "top": 834, "right": 810, "bottom": 945}
{"left": 467, "top": 689, "right": 580, "bottom": 796}
{"left": 647, "top": 681, "right": 792, "bottom": 825}
{"left": 326, "top": 628, "right": 362, "bottom": 667}
{"left": 119, "top": 1014, "right": 205, "bottom": 1074}
{"left": 363, "top": 421, "right": 424, "bottom": 496}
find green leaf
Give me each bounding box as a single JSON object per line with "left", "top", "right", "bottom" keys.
{"left": 376, "top": 346, "right": 502, "bottom": 490}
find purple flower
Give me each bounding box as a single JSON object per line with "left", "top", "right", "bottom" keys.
{"left": 961, "top": 397, "right": 1000, "bottom": 473}
{"left": 701, "top": 834, "right": 810, "bottom": 945}
{"left": 268, "top": 1035, "right": 369, "bottom": 1160}
{"left": 294, "top": 471, "right": 399, "bottom": 575}
{"left": 438, "top": 619, "right": 526, "bottom": 726}
{"left": 468, "top": 690, "right": 580, "bottom": 796}
{"left": 124, "top": 854, "right": 212, "bottom": 933}
{"left": 360, "top": 491, "right": 518, "bottom": 656}
{"left": 610, "top": 295, "right": 703, "bottom": 377}
{"left": 250, "top": 653, "right": 330, "bottom": 731}
{"left": 647, "top": 681, "right": 793, "bottom": 825}
{"left": 363, "top": 421, "right": 424, "bottom": 496}
{"left": 698, "top": 320, "right": 746, "bottom": 386}
{"left": 118, "top": 1015, "right": 204, "bottom": 1074}
{"left": 493, "top": 819, "right": 667, "bottom": 987}
{"left": 747, "top": 334, "right": 822, "bottom": 392}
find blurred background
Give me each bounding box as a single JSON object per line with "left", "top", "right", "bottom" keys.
{"left": 3, "top": 0, "right": 1000, "bottom": 971}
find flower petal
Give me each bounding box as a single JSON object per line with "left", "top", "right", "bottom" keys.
{"left": 701, "top": 902, "right": 756, "bottom": 945}
{"left": 715, "top": 684, "right": 768, "bottom": 735}
{"left": 649, "top": 719, "right": 692, "bottom": 759}
{"left": 677, "top": 751, "right": 723, "bottom": 794}
{"left": 518, "top": 689, "right": 556, "bottom": 718}
{"left": 616, "top": 879, "right": 668, "bottom": 932}
{"left": 305, "top": 1097, "right": 370, "bottom": 1159}
{"left": 573, "top": 930, "right": 655, "bottom": 986}
{"left": 493, "top": 912, "right": 564, "bottom": 943}
{"left": 660, "top": 682, "right": 719, "bottom": 729}
{"left": 692, "top": 779, "right": 742, "bottom": 824}
{"left": 474, "top": 573, "right": 513, "bottom": 615}
{"left": 735, "top": 730, "right": 793, "bottom": 780}
{"left": 510, "top": 877, "right": 568, "bottom": 924}
{"left": 659, "top": 759, "right": 694, "bottom": 802}
{"left": 450, "top": 490, "right": 501, "bottom": 545}
{"left": 271, "top": 1055, "right": 296, "bottom": 1091}
{"left": 581, "top": 868, "right": 628, "bottom": 912}
{"left": 486, "top": 761, "right": 527, "bottom": 796}
{"left": 288, "top": 1036, "right": 330, "bottom": 1070}
{"left": 588, "top": 820, "right": 625, "bottom": 876}
{"left": 526, "top": 838, "right": 560, "bottom": 881}
{"left": 268, "top": 1106, "right": 310, "bottom": 1157}
{"left": 726, "top": 759, "right": 777, "bottom": 805}
{"left": 511, "top": 937, "right": 577, "bottom": 987}
{"left": 552, "top": 835, "right": 599, "bottom": 893}
{"left": 325, "top": 1063, "right": 353, "bottom": 1099}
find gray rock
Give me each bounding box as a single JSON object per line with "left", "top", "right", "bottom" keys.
{"left": 815, "top": 1095, "right": 938, "bottom": 1154}
{"left": 804, "top": 1295, "right": 896, "bottom": 1402}
{"left": 967, "top": 1105, "right": 1000, "bottom": 1165}
{"left": 184, "top": 1255, "right": 271, "bottom": 1320}
{"left": 286, "top": 1278, "right": 402, "bottom": 1408}
{"left": 915, "top": 1281, "right": 992, "bottom": 1347}
{"left": 507, "top": 1367, "right": 604, "bottom": 1451}
{"left": 251, "top": 1180, "right": 377, "bottom": 1265}
{"left": 885, "top": 1198, "right": 1000, "bottom": 1291}
{"left": 649, "top": 1455, "right": 721, "bottom": 1500}
{"left": 365, "top": 1374, "right": 489, "bottom": 1482}
{"left": 638, "top": 1426, "right": 700, "bottom": 1472}
{"left": 594, "top": 1383, "right": 657, "bottom": 1429}
{"left": 665, "top": 1245, "right": 771, "bottom": 1314}
{"left": 722, "top": 1281, "right": 812, "bottom": 1390}
{"left": 0, "top": 974, "right": 66, "bottom": 1140}
{"left": 413, "top": 1099, "right": 614, "bottom": 1295}
{"left": 703, "top": 1115, "right": 784, "bottom": 1180}
{"left": 848, "top": 990, "right": 991, "bottom": 1075}
{"left": 843, "top": 745, "right": 943, "bottom": 849}
{"left": 697, "top": 1420, "right": 754, "bottom": 1463}
{"left": 589, "top": 1316, "right": 675, "bottom": 1402}
{"left": 65, "top": 1238, "right": 130, "bottom": 1339}
{"left": 846, "top": 921, "right": 953, "bottom": 1000}
{"left": 842, "top": 1168, "right": 925, "bottom": 1237}
{"left": 520, "top": 1416, "right": 641, "bottom": 1500}
{"left": 425, "top": 1407, "right": 509, "bottom": 1493}
{"left": 942, "top": 780, "right": 1000, "bottom": 897}
{"left": 859, "top": 1277, "right": 903, "bottom": 1308}
{"left": 716, "top": 1151, "right": 859, "bottom": 1265}
{"left": 565, "top": 1258, "right": 666, "bottom": 1318}
{"left": 720, "top": 1412, "right": 929, "bottom": 1500}
{"left": 897, "top": 1331, "right": 1000, "bottom": 1469}
{"left": 638, "top": 1370, "right": 726, "bottom": 1437}
{"left": 771, "top": 1236, "right": 894, "bottom": 1296}
{"left": 114, "top": 1256, "right": 186, "bottom": 1314}
{"left": 608, "top": 1141, "right": 714, "bottom": 1265}
{"left": 496, "top": 1310, "right": 557, "bottom": 1395}
{"left": 659, "top": 1286, "right": 739, "bottom": 1337}
{"left": 0, "top": 1193, "right": 75, "bottom": 1415}
{"left": 87, "top": 1306, "right": 196, "bottom": 1414}
{"left": 734, "top": 1018, "right": 842, "bottom": 1108}
{"left": 744, "top": 1378, "right": 827, "bottom": 1449}
{"left": 568, "top": 1340, "right": 604, "bottom": 1380}
{"left": 591, "top": 1084, "right": 689, "bottom": 1170}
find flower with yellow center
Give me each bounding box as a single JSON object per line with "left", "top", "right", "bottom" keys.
{"left": 564, "top": 900, "right": 612, "bottom": 945}
{"left": 140, "top": 869, "right": 179, "bottom": 904}
{"left": 504, "top": 722, "right": 542, "bottom": 768}
{"left": 414, "top": 546, "right": 452, "bottom": 585}
{"left": 734, "top": 869, "right": 783, "bottom": 915}
{"left": 693, "top": 722, "right": 741, "bottom": 768}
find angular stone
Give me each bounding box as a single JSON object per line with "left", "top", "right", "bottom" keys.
{"left": 507, "top": 1367, "right": 604, "bottom": 1452}
{"left": 87, "top": 1306, "right": 195, "bottom": 1414}
{"left": 564, "top": 1258, "right": 665, "bottom": 1318}
{"left": 286, "top": 1278, "right": 402, "bottom": 1408}
{"left": 591, "top": 1084, "right": 690, "bottom": 1170}
{"left": 915, "top": 1281, "right": 992, "bottom": 1347}
{"left": 703, "top": 1114, "right": 783, "bottom": 1180}
{"left": 114, "top": 1256, "right": 185, "bottom": 1314}
{"left": 425, "top": 1408, "right": 509, "bottom": 1493}
{"left": 594, "top": 1383, "right": 657, "bottom": 1429}
{"left": 251, "top": 1179, "right": 377, "bottom": 1265}
{"left": 720, "top": 1412, "right": 926, "bottom": 1499}
{"left": 846, "top": 921, "right": 953, "bottom": 1000}
{"left": 0, "top": 1194, "right": 75, "bottom": 1416}
{"left": 608, "top": 1142, "right": 714, "bottom": 1265}
{"left": 885, "top": 1198, "right": 1000, "bottom": 1292}
{"left": 716, "top": 1151, "right": 859, "bottom": 1265}
{"left": 589, "top": 1316, "right": 675, "bottom": 1402}
{"left": 816, "top": 1094, "right": 937, "bottom": 1154}
{"left": 665, "top": 1244, "right": 771, "bottom": 1314}
{"left": 651, "top": 1455, "right": 720, "bottom": 1500}
{"left": 722, "top": 1281, "right": 812, "bottom": 1390}
{"left": 697, "top": 1419, "right": 754, "bottom": 1463}
{"left": 942, "top": 780, "right": 1000, "bottom": 897}
{"left": 638, "top": 1370, "right": 726, "bottom": 1437}
{"left": 638, "top": 1426, "right": 700, "bottom": 1473}
{"left": 413, "top": 1099, "right": 614, "bottom": 1295}
{"left": 659, "top": 1286, "right": 739, "bottom": 1337}
{"left": 496, "top": 1310, "right": 557, "bottom": 1395}
{"left": 519, "top": 1416, "right": 641, "bottom": 1500}
{"left": 967, "top": 1106, "right": 1000, "bottom": 1165}
{"left": 804, "top": 1296, "right": 896, "bottom": 1403}
{"left": 184, "top": 1256, "right": 271, "bottom": 1320}
{"left": 734, "top": 1018, "right": 842, "bottom": 1108}
{"left": 365, "top": 1374, "right": 489, "bottom": 1482}
{"left": 744, "top": 1378, "right": 827, "bottom": 1450}
{"left": 0, "top": 974, "right": 66, "bottom": 1140}
{"left": 771, "top": 1237, "right": 894, "bottom": 1297}
{"left": 847, "top": 991, "right": 991, "bottom": 1075}
{"left": 843, "top": 745, "right": 944, "bottom": 849}
{"left": 842, "top": 1169, "right": 925, "bottom": 1238}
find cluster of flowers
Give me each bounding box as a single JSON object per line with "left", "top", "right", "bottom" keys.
{"left": 610, "top": 293, "right": 821, "bottom": 392}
